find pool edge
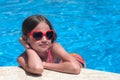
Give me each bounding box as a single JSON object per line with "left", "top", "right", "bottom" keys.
{"left": 0, "top": 66, "right": 120, "bottom": 80}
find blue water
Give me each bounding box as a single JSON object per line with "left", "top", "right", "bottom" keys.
{"left": 0, "top": 0, "right": 120, "bottom": 74}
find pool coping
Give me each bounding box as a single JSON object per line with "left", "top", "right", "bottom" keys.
{"left": 0, "top": 66, "right": 120, "bottom": 80}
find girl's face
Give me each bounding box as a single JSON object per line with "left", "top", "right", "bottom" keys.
{"left": 27, "top": 21, "right": 52, "bottom": 53}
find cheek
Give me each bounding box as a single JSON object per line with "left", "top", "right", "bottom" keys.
{"left": 29, "top": 41, "right": 35, "bottom": 47}
{"left": 46, "top": 40, "right": 52, "bottom": 45}
{"left": 27, "top": 38, "right": 37, "bottom": 48}
{"left": 27, "top": 38, "right": 52, "bottom": 50}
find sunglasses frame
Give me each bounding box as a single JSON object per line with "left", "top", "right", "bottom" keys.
{"left": 28, "top": 30, "right": 55, "bottom": 41}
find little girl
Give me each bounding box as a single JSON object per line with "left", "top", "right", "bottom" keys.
{"left": 17, "top": 15, "right": 85, "bottom": 75}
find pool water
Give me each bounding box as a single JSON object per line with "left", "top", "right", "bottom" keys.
{"left": 0, "top": 0, "right": 120, "bottom": 74}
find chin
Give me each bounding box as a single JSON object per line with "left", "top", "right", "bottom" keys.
{"left": 38, "top": 47, "right": 49, "bottom": 52}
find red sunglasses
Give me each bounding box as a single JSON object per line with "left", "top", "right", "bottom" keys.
{"left": 28, "top": 30, "right": 55, "bottom": 41}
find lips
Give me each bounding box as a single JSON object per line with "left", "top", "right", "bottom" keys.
{"left": 39, "top": 44, "right": 48, "bottom": 48}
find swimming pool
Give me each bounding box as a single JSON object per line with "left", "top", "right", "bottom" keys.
{"left": 0, "top": 0, "right": 120, "bottom": 74}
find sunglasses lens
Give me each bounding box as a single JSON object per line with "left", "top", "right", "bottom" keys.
{"left": 46, "top": 31, "right": 54, "bottom": 39}
{"left": 33, "top": 32, "right": 42, "bottom": 40}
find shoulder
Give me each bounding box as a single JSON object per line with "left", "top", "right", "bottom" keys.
{"left": 50, "top": 42, "right": 74, "bottom": 62}
{"left": 50, "top": 42, "right": 68, "bottom": 57}
{"left": 51, "top": 42, "right": 63, "bottom": 49}
{"left": 49, "top": 42, "right": 62, "bottom": 62}
{"left": 50, "top": 42, "right": 66, "bottom": 54}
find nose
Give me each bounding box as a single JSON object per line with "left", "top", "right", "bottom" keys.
{"left": 42, "top": 35, "right": 47, "bottom": 40}
{"left": 41, "top": 36, "right": 47, "bottom": 43}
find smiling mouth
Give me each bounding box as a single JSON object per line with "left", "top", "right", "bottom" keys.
{"left": 39, "top": 44, "right": 48, "bottom": 48}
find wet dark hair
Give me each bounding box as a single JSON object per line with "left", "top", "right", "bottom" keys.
{"left": 22, "top": 15, "right": 57, "bottom": 42}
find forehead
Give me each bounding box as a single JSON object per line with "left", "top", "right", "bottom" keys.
{"left": 33, "top": 22, "right": 50, "bottom": 31}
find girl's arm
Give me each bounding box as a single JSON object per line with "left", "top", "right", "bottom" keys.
{"left": 17, "top": 37, "right": 43, "bottom": 74}
{"left": 43, "top": 43, "right": 81, "bottom": 74}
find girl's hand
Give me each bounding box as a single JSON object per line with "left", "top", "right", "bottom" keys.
{"left": 19, "top": 36, "right": 30, "bottom": 49}
{"left": 42, "top": 62, "right": 46, "bottom": 67}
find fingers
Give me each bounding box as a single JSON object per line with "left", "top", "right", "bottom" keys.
{"left": 19, "top": 36, "right": 30, "bottom": 49}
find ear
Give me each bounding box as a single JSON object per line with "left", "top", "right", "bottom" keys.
{"left": 22, "top": 35, "right": 27, "bottom": 40}
{"left": 22, "top": 35, "right": 30, "bottom": 43}
{"left": 26, "top": 37, "right": 30, "bottom": 44}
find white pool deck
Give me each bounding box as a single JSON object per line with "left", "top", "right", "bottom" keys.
{"left": 0, "top": 66, "right": 120, "bottom": 80}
